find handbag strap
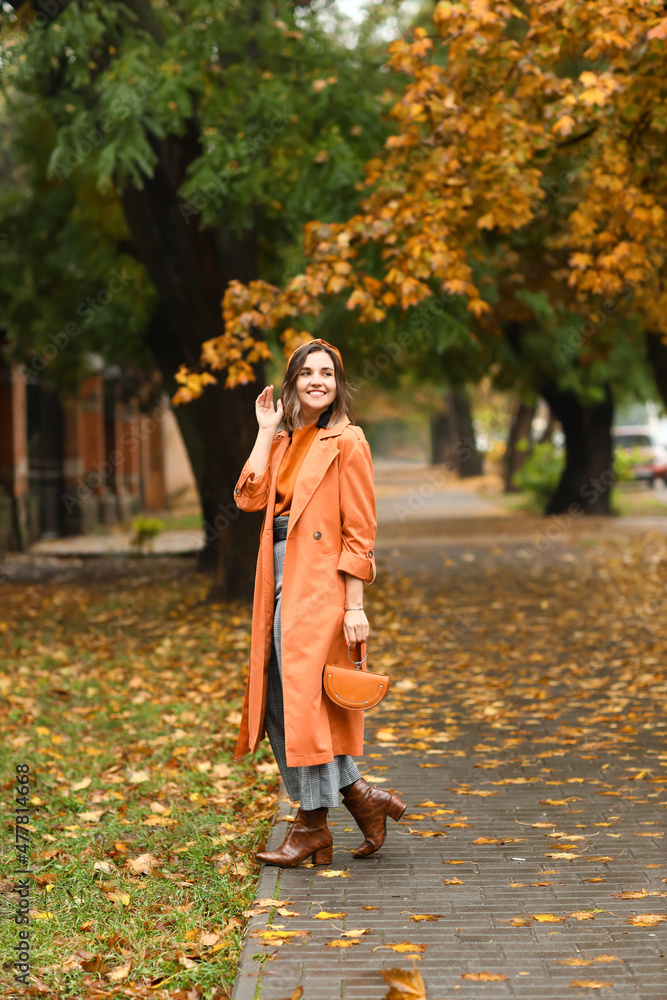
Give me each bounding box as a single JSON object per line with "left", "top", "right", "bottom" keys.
{"left": 347, "top": 639, "right": 368, "bottom": 670}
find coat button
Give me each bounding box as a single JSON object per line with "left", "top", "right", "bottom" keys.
{"left": 313, "top": 531, "right": 322, "bottom": 540}
{"left": 368, "top": 549, "right": 374, "bottom": 557}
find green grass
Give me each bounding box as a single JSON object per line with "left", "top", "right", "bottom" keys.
{"left": 91, "top": 512, "right": 204, "bottom": 535}
{"left": 0, "top": 573, "right": 279, "bottom": 999}
{"left": 495, "top": 484, "right": 667, "bottom": 517}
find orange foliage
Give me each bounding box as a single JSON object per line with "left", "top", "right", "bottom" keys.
{"left": 174, "top": 1, "right": 667, "bottom": 399}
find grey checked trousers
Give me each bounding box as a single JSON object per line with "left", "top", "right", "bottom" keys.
{"left": 263, "top": 514, "right": 361, "bottom": 810}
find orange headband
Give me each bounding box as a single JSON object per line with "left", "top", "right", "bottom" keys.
{"left": 287, "top": 337, "right": 343, "bottom": 369}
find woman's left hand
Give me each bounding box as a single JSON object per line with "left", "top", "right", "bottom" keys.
{"left": 343, "top": 609, "right": 369, "bottom": 647}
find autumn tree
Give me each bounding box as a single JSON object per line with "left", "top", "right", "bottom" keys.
{"left": 179, "top": 0, "right": 667, "bottom": 515}
{"left": 0, "top": 0, "right": 404, "bottom": 596}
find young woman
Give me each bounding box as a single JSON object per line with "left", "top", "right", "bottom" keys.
{"left": 233, "top": 338, "right": 406, "bottom": 867}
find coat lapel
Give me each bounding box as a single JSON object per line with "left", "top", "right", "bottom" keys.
{"left": 286, "top": 415, "right": 350, "bottom": 538}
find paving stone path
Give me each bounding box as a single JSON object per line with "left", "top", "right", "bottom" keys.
{"left": 232, "top": 531, "right": 667, "bottom": 1000}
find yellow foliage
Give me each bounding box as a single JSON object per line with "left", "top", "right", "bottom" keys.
{"left": 173, "top": 0, "right": 667, "bottom": 400}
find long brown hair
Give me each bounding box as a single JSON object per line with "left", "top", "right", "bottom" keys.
{"left": 280, "top": 343, "right": 354, "bottom": 433}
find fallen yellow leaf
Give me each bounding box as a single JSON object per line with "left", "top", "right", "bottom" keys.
{"left": 473, "top": 836, "right": 526, "bottom": 845}
{"left": 380, "top": 966, "right": 426, "bottom": 999}
{"left": 127, "top": 853, "right": 159, "bottom": 875}
{"left": 569, "top": 980, "right": 613, "bottom": 989}
{"left": 103, "top": 892, "right": 131, "bottom": 907}
{"left": 462, "top": 972, "right": 508, "bottom": 981}
{"left": 127, "top": 769, "right": 151, "bottom": 784}
{"left": 375, "top": 942, "right": 428, "bottom": 954}
{"left": 626, "top": 914, "right": 667, "bottom": 927}
{"left": 253, "top": 929, "right": 309, "bottom": 944}
{"left": 79, "top": 810, "right": 104, "bottom": 823}
{"left": 106, "top": 959, "right": 132, "bottom": 982}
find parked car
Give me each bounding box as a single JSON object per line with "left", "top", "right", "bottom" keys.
{"left": 613, "top": 425, "right": 667, "bottom": 484}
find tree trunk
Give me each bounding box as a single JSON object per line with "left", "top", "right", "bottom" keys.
{"left": 647, "top": 332, "right": 667, "bottom": 411}
{"left": 503, "top": 321, "right": 615, "bottom": 516}
{"left": 504, "top": 400, "right": 536, "bottom": 492}
{"left": 444, "top": 390, "right": 484, "bottom": 477}
{"left": 430, "top": 411, "right": 450, "bottom": 465}
{"left": 539, "top": 382, "right": 615, "bottom": 515}
{"left": 118, "top": 130, "right": 264, "bottom": 600}
{"left": 430, "top": 392, "right": 484, "bottom": 476}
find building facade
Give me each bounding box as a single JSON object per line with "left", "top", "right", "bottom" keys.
{"left": 0, "top": 353, "right": 195, "bottom": 552}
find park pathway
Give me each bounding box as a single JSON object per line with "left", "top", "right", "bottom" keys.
{"left": 232, "top": 524, "right": 667, "bottom": 1000}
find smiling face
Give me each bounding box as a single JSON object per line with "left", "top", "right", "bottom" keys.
{"left": 295, "top": 349, "right": 338, "bottom": 425}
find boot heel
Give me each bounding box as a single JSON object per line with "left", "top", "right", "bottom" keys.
{"left": 387, "top": 795, "right": 407, "bottom": 822}
{"left": 312, "top": 846, "right": 333, "bottom": 865}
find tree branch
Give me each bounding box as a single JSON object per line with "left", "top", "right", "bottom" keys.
{"left": 555, "top": 126, "right": 598, "bottom": 149}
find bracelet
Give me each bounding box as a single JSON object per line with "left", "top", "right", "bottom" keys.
{"left": 344, "top": 606, "right": 364, "bottom": 611}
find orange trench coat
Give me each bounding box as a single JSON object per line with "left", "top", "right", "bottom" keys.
{"left": 233, "top": 415, "right": 377, "bottom": 767}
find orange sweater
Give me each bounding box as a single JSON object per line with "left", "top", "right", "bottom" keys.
{"left": 274, "top": 422, "right": 321, "bottom": 517}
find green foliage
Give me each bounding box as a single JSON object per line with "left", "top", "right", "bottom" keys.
{"left": 513, "top": 441, "right": 565, "bottom": 509}
{"left": 130, "top": 516, "right": 164, "bottom": 554}
{"left": 514, "top": 288, "right": 555, "bottom": 323}
{"left": 513, "top": 439, "right": 642, "bottom": 510}
{"left": 0, "top": 0, "right": 399, "bottom": 385}
{"left": 1, "top": 0, "right": 659, "bottom": 431}
{"left": 614, "top": 446, "right": 647, "bottom": 484}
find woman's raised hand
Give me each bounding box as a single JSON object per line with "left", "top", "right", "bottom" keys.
{"left": 255, "top": 385, "right": 284, "bottom": 432}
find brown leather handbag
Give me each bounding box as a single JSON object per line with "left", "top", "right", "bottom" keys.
{"left": 323, "top": 640, "right": 391, "bottom": 711}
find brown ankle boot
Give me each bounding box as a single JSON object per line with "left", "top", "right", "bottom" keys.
{"left": 255, "top": 807, "right": 333, "bottom": 867}
{"left": 342, "top": 778, "right": 406, "bottom": 858}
